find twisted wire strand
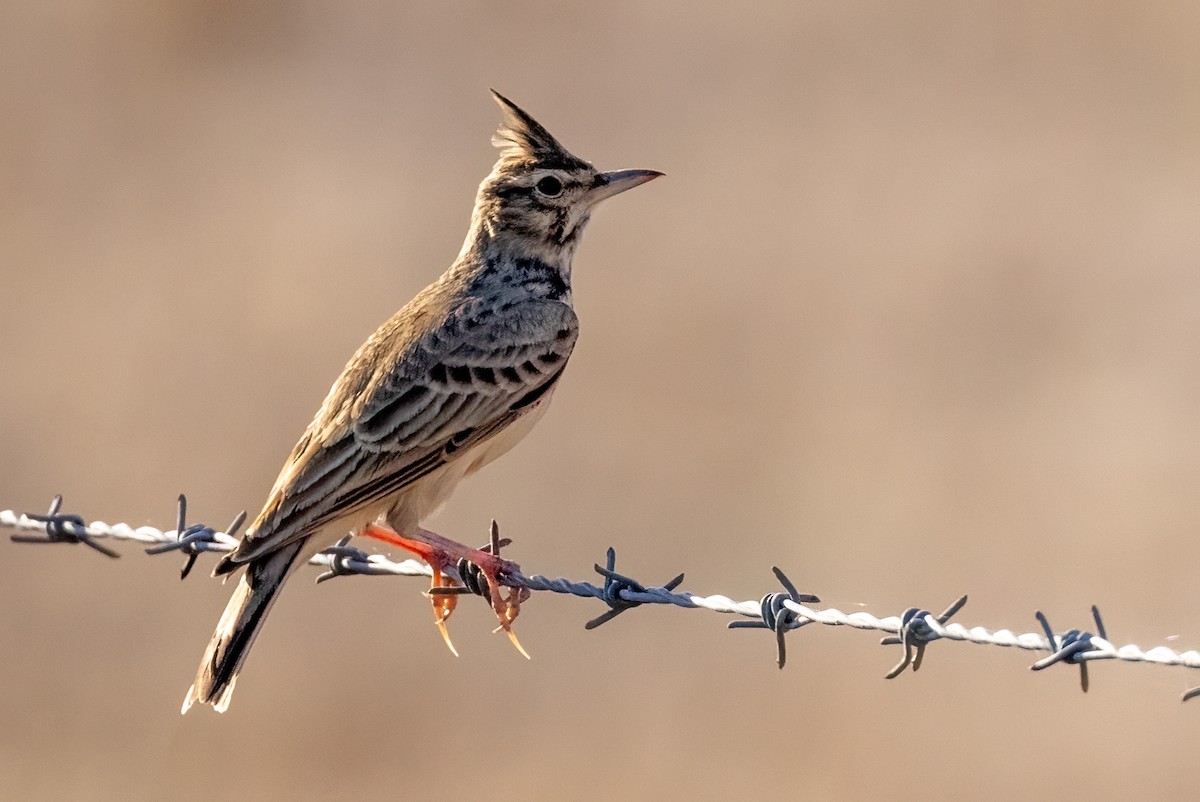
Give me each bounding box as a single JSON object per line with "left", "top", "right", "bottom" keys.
{"left": 0, "top": 505, "right": 760, "bottom": 613}
{"left": 0, "top": 506, "right": 434, "bottom": 573}
{"left": 5, "top": 502, "right": 1200, "bottom": 697}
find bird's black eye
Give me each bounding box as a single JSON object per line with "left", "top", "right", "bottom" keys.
{"left": 535, "top": 175, "right": 563, "bottom": 197}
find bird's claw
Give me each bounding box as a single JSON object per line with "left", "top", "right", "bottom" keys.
{"left": 489, "top": 581, "right": 532, "bottom": 660}
{"left": 426, "top": 567, "right": 461, "bottom": 657}
{"left": 363, "top": 521, "right": 530, "bottom": 658}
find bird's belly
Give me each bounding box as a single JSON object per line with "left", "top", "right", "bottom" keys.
{"left": 466, "top": 395, "right": 553, "bottom": 474}
{"left": 388, "top": 394, "right": 554, "bottom": 529}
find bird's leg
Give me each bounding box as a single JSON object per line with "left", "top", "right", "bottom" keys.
{"left": 361, "top": 522, "right": 530, "bottom": 657}
{"left": 361, "top": 523, "right": 463, "bottom": 654}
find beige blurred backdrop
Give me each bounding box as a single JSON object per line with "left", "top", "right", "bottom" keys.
{"left": 3, "top": 2, "right": 1200, "bottom": 800}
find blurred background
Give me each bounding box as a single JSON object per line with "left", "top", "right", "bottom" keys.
{"left": 3, "top": 2, "right": 1200, "bottom": 799}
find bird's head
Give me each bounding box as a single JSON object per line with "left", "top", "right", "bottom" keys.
{"left": 468, "top": 90, "right": 661, "bottom": 263}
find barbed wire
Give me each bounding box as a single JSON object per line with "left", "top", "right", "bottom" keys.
{"left": 5, "top": 494, "right": 1200, "bottom": 703}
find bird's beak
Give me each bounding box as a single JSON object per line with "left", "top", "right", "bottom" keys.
{"left": 586, "top": 168, "right": 664, "bottom": 205}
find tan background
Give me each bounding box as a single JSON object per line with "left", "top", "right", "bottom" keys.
{"left": 3, "top": 2, "right": 1200, "bottom": 800}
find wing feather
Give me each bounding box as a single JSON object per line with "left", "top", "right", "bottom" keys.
{"left": 222, "top": 297, "right": 578, "bottom": 568}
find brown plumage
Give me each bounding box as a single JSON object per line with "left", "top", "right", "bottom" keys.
{"left": 183, "top": 90, "right": 661, "bottom": 713}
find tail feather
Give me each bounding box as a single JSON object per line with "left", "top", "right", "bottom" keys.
{"left": 182, "top": 541, "right": 306, "bottom": 714}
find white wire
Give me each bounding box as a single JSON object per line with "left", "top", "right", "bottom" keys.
{"left": 5, "top": 506, "right": 1200, "bottom": 683}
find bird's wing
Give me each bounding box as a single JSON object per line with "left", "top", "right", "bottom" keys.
{"left": 220, "top": 296, "right": 578, "bottom": 569}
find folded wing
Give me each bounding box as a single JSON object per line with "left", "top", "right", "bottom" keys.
{"left": 217, "top": 297, "right": 578, "bottom": 570}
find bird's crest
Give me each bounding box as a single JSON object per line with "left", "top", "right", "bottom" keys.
{"left": 490, "top": 90, "right": 589, "bottom": 171}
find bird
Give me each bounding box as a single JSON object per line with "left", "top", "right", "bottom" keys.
{"left": 182, "top": 90, "right": 662, "bottom": 713}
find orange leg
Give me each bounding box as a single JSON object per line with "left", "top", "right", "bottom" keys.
{"left": 362, "top": 522, "right": 531, "bottom": 658}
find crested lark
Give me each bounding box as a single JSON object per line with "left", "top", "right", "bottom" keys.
{"left": 183, "top": 91, "right": 661, "bottom": 713}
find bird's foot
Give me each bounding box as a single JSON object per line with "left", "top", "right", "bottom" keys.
{"left": 362, "top": 522, "right": 530, "bottom": 658}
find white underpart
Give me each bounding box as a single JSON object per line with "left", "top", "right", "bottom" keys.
{"left": 385, "top": 390, "right": 554, "bottom": 533}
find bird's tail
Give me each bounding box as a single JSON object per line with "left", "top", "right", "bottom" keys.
{"left": 181, "top": 541, "right": 306, "bottom": 714}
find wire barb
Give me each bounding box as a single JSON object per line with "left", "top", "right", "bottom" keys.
{"left": 583, "top": 547, "right": 685, "bottom": 631}
{"left": 143, "top": 495, "right": 246, "bottom": 579}
{"left": 315, "top": 536, "right": 373, "bottom": 584}
{"left": 9, "top": 495, "right": 119, "bottom": 559}
{"left": 880, "top": 594, "right": 968, "bottom": 679}
{"left": 727, "top": 566, "right": 820, "bottom": 669}
{"left": 428, "top": 519, "right": 517, "bottom": 600}
{"left": 1030, "top": 606, "right": 1110, "bottom": 692}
